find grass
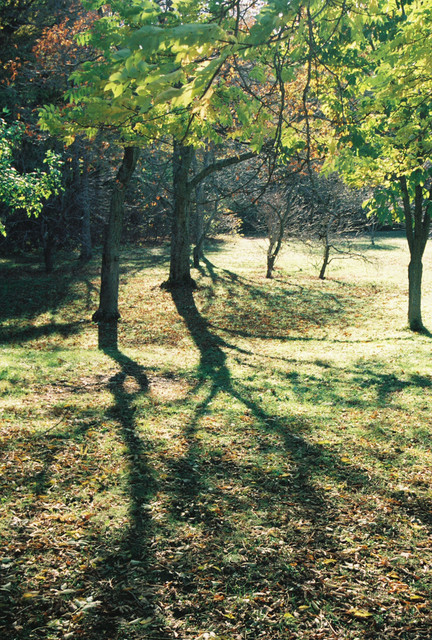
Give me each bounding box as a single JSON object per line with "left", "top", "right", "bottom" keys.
{"left": 1, "top": 232, "right": 432, "bottom": 640}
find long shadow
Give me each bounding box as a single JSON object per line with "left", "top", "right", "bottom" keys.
{"left": 170, "top": 284, "right": 432, "bottom": 545}
{"left": 79, "top": 322, "right": 175, "bottom": 639}
{"left": 0, "top": 321, "right": 83, "bottom": 344}
{"left": 0, "top": 246, "right": 167, "bottom": 332}
{"left": 170, "top": 285, "right": 337, "bottom": 522}
{"left": 0, "top": 254, "right": 89, "bottom": 325}
{"left": 200, "top": 258, "right": 432, "bottom": 342}
{"left": 165, "top": 287, "right": 385, "bottom": 635}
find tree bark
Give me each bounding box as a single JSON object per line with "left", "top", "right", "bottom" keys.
{"left": 193, "top": 239, "right": 203, "bottom": 269}
{"left": 399, "top": 177, "right": 431, "bottom": 331}
{"left": 92, "top": 146, "right": 140, "bottom": 322}
{"left": 266, "top": 216, "right": 284, "bottom": 279}
{"left": 192, "top": 155, "right": 205, "bottom": 269}
{"left": 319, "top": 243, "right": 330, "bottom": 280}
{"left": 408, "top": 251, "right": 424, "bottom": 331}
{"left": 164, "top": 141, "right": 196, "bottom": 288}
{"left": 266, "top": 253, "right": 275, "bottom": 279}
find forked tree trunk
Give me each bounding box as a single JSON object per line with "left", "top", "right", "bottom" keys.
{"left": 92, "top": 147, "right": 140, "bottom": 323}
{"left": 399, "top": 177, "right": 431, "bottom": 332}
{"left": 164, "top": 141, "right": 195, "bottom": 288}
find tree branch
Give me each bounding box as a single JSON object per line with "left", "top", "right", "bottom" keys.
{"left": 188, "top": 151, "right": 255, "bottom": 190}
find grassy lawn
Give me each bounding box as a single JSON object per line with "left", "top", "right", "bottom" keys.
{"left": 1, "top": 233, "right": 432, "bottom": 640}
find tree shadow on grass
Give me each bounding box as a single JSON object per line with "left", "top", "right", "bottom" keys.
{"left": 168, "top": 287, "right": 359, "bottom": 630}
{"left": 0, "top": 321, "right": 84, "bottom": 344}
{"left": 170, "top": 285, "right": 373, "bottom": 497}
{"left": 0, "top": 324, "right": 177, "bottom": 640}
{"left": 0, "top": 254, "right": 93, "bottom": 323}
{"left": 72, "top": 322, "right": 176, "bottom": 640}
{"left": 166, "top": 284, "right": 432, "bottom": 636}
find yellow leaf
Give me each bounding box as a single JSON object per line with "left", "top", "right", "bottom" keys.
{"left": 22, "top": 591, "right": 39, "bottom": 599}
{"left": 348, "top": 608, "right": 373, "bottom": 618}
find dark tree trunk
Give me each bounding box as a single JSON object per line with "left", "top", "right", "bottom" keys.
{"left": 163, "top": 141, "right": 195, "bottom": 288}
{"left": 92, "top": 147, "right": 140, "bottom": 323}
{"left": 319, "top": 243, "right": 330, "bottom": 280}
{"left": 266, "top": 253, "right": 275, "bottom": 279}
{"left": 193, "top": 240, "right": 203, "bottom": 269}
{"left": 193, "top": 177, "right": 205, "bottom": 269}
{"left": 399, "top": 177, "right": 431, "bottom": 332}
{"left": 408, "top": 251, "right": 423, "bottom": 331}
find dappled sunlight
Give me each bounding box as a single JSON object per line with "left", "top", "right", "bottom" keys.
{"left": 2, "top": 235, "right": 432, "bottom": 639}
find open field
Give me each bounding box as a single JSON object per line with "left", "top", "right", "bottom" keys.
{"left": 1, "top": 233, "right": 432, "bottom": 640}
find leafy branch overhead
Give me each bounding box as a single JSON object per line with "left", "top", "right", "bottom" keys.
{"left": 39, "top": 0, "right": 350, "bottom": 153}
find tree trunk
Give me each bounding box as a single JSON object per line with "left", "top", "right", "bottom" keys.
{"left": 399, "top": 178, "right": 431, "bottom": 332}
{"left": 266, "top": 216, "right": 284, "bottom": 279}
{"left": 92, "top": 147, "right": 140, "bottom": 323}
{"left": 266, "top": 253, "right": 275, "bottom": 279}
{"left": 319, "top": 243, "right": 330, "bottom": 280}
{"left": 193, "top": 239, "right": 203, "bottom": 268}
{"left": 408, "top": 251, "right": 424, "bottom": 331}
{"left": 163, "top": 141, "right": 195, "bottom": 288}
{"left": 193, "top": 178, "right": 205, "bottom": 268}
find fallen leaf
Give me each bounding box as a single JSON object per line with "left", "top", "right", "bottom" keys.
{"left": 347, "top": 608, "right": 373, "bottom": 618}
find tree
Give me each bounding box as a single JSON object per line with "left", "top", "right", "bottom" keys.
{"left": 292, "top": 173, "right": 367, "bottom": 280}
{"left": 0, "top": 1, "right": 102, "bottom": 268}
{"left": 40, "top": 0, "right": 355, "bottom": 317}
{"left": 92, "top": 146, "right": 140, "bottom": 321}
{"left": 40, "top": 0, "right": 273, "bottom": 305}
{"left": 325, "top": 0, "right": 432, "bottom": 330}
